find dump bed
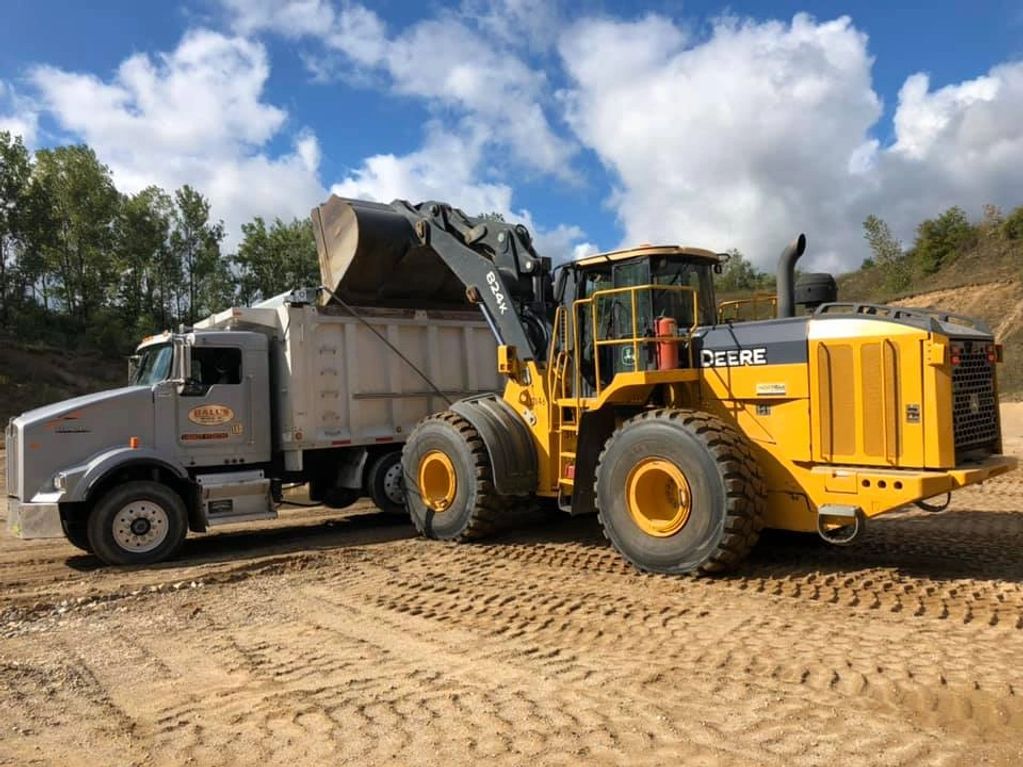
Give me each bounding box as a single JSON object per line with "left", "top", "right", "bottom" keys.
{"left": 198, "top": 300, "right": 499, "bottom": 452}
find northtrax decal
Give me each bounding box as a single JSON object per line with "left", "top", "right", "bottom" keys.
{"left": 700, "top": 347, "right": 768, "bottom": 367}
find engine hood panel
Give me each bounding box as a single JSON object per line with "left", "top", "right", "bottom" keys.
{"left": 10, "top": 386, "right": 156, "bottom": 502}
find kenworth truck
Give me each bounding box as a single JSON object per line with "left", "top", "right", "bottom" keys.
{"left": 6, "top": 282, "right": 499, "bottom": 565}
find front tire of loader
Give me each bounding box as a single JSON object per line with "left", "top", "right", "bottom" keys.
{"left": 402, "top": 411, "right": 504, "bottom": 541}
{"left": 595, "top": 409, "right": 765, "bottom": 575}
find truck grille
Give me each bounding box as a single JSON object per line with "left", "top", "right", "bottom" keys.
{"left": 5, "top": 420, "right": 17, "bottom": 498}
{"left": 951, "top": 344, "right": 998, "bottom": 458}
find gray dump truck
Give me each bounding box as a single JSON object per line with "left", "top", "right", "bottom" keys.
{"left": 5, "top": 198, "right": 500, "bottom": 565}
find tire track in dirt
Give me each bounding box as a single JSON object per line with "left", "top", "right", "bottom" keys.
{"left": 337, "top": 540, "right": 1023, "bottom": 744}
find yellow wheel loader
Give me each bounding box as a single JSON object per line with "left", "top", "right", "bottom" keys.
{"left": 312, "top": 196, "right": 1017, "bottom": 574}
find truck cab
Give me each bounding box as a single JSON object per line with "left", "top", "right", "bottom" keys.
{"left": 6, "top": 328, "right": 273, "bottom": 563}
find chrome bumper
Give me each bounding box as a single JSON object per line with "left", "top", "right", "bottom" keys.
{"left": 6, "top": 498, "right": 63, "bottom": 539}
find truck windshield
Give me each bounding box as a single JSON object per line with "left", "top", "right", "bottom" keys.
{"left": 133, "top": 343, "right": 174, "bottom": 385}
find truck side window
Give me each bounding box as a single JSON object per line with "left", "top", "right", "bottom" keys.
{"left": 191, "top": 347, "right": 242, "bottom": 387}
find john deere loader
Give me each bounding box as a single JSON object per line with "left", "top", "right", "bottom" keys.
{"left": 312, "top": 195, "right": 1017, "bottom": 574}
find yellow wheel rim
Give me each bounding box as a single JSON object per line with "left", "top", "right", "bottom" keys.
{"left": 626, "top": 457, "right": 692, "bottom": 537}
{"left": 418, "top": 450, "right": 457, "bottom": 512}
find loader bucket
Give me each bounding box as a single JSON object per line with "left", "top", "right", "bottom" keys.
{"left": 311, "top": 195, "right": 467, "bottom": 309}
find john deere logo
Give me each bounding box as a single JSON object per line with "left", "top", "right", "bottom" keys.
{"left": 188, "top": 405, "right": 234, "bottom": 426}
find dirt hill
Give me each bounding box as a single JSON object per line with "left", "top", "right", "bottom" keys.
{"left": 837, "top": 235, "right": 1023, "bottom": 397}
{"left": 0, "top": 340, "right": 125, "bottom": 425}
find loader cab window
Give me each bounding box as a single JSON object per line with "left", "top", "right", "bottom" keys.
{"left": 649, "top": 257, "right": 717, "bottom": 328}
{"left": 185, "top": 346, "right": 242, "bottom": 395}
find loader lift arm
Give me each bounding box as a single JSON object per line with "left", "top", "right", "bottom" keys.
{"left": 312, "top": 196, "right": 554, "bottom": 361}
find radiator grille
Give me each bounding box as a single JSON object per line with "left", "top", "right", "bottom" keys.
{"left": 951, "top": 343, "right": 998, "bottom": 457}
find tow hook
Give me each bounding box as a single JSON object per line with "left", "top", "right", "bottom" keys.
{"left": 816, "top": 504, "right": 866, "bottom": 546}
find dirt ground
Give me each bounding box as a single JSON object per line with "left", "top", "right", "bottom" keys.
{"left": 1, "top": 408, "right": 1022, "bottom": 766}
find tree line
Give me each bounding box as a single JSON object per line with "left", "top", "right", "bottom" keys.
{"left": 0, "top": 131, "right": 319, "bottom": 353}
{"left": 863, "top": 204, "right": 1023, "bottom": 293}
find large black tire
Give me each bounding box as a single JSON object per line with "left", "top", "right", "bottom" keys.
{"left": 60, "top": 515, "right": 93, "bottom": 553}
{"left": 86, "top": 481, "right": 188, "bottom": 566}
{"left": 401, "top": 411, "right": 504, "bottom": 541}
{"left": 366, "top": 451, "right": 407, "bottom": 515}
{"left": 595, "top": 409, "right": 765, "bottom": 575}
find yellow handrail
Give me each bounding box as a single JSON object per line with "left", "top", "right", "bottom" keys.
{"left": 717, "top": 294, "right": 777, "bottom": 323}
{"left": 574, "top": 284, "right": 699, "bottom": 397}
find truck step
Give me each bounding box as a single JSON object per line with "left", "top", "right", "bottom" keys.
{"left": 197, "top": 470, "right": 276, "bottom": 527}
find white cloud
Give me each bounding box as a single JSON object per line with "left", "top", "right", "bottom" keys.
{"left": 869, "top": 63, "right": 1023, "bottom": 230}
{"left": 332, "top": 122, "right": 514, "bottom": 214}
{"left": 0, "top": 81, "right": 39, "bottom": 146}
{"left": 560, "top": 13, "right": 1023, "bottom": 271}
{"left": 560, "top": 13, "right": 883, "bottom": 271}
{"left": 332, "top": 122, "right": 590, "bottom": 261}
{"left": 29, "top": 29, "right": 325, "bottom": 245}
{"left": 220, "top": 0, "right": 575, "bottom": 180}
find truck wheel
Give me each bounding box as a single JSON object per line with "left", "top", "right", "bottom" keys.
{"left": 321, "top": 487, "right": 360, "bottom": 509}
{"left": 402, "top": 411, "right": 503, "bottom": 541}
{"left": 595, "top": 409, "right": 765, "bottom": 575}
{"left": 366, "top": 452, "right": 406, "bottom": 515}
{"left": 86, "top": 481, "right": 188, "bottom": 566}
{"left": 60, "top": 516, "right": 93, "bottom": 553}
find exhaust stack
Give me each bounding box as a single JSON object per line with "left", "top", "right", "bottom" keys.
{"left": 775, "top": 233, "right": 807, "bottom": 319}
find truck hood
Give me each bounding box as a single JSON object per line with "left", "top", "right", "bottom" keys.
{"left": 13, "top": 385, "right": 150, "bottom": 427}
{"left": 8, "top": 385, "right": 156, "bottom": 502}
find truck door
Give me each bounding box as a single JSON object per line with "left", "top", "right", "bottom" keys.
{"left": 175, "top": 344, "right": 266, "bottom": 466}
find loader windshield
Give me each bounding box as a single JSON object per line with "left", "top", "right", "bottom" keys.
{"left": 649, "top": 257, "right": 717, "bottom": 327}
{"left": 132, "top": 343, "right": 174, "bottom": 386}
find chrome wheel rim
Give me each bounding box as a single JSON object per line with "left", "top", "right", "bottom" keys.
{"left": 112, "top": 501, "right": 169, "bottom": 553}
{"left": 382, "top": 460, "right": 405, "bottom": 504}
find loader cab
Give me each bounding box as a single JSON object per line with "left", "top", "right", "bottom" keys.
{"left": 557, "top": 246, "right": 721, "bottom": 394}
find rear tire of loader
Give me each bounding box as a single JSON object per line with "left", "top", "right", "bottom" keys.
{"left": 595, "top": 409, "right": 765, "bottom": 575}
{"left": 402, "top": 411, "right": 504, "bottom": 541}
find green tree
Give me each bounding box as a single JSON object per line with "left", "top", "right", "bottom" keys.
{"left": 910, "top": 206, "right": 976, "bottom": 275}
{"left": 32, "top": 145, "right": 121, "bottom": 328}
{"left": 715, "top": 249, "right": 771, "bottom": 293}
{"left": 1002, "top": 205, "right": 1023, "bottom": 241}
{"left": 234, "top": 216, "right": 318, "bottom": 304}
{"left": 115, "top": 186, "right": 174, "bottom": 333}
{"left": 170, "top": 185, "right": 229, "bottom": 323}
{"left": 862, "top": 214, "right": 910, "bottom": 292}
{"left": 0, "top": 131, "right": 34, "bottom": 326}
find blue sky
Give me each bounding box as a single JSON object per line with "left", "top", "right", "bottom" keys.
{"left": 2, "top": 0, "right": 1022, "bottom": 270}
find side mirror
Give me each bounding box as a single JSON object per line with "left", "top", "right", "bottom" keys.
{"left": 172, "top": 336, "right": 192, "bottom": 393}
{"left": 128, "top": 355, "right": 140, "bottom": 384}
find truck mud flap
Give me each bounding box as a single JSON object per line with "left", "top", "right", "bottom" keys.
{"left": 451, "top": 394, "right": 536, "bottom": 496}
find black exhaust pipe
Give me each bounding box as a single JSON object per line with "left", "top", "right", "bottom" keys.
{"left": 776, "top": 233, "right": 807, "bottom": 319}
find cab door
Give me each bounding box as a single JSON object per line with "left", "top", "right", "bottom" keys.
{"left": 174, "top": 340, "right": 269, "bottom": 466}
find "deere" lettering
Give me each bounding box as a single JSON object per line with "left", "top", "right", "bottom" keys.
{"left": 700, "top": 347, "right": 768, "bottom": 367}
